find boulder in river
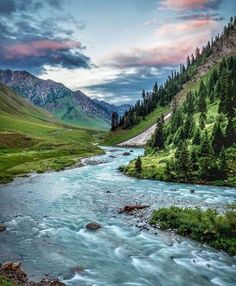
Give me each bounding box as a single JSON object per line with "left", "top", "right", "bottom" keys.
{"left": 0, "top": 261, "right": 65, "bottom": 286}
{"left": 118, "top": 205, "right": 150, "bottom": 214}
{"left": 86, "top": 222, "right": 102, "bottom": 230}
{"left": 0, "top": 223, "right": 6, "bottom": 231}
{"left": 122, "top": 152, "right": 130, "bottom": 156}
{"left": 190, "top": 189, "right": 195, "bottom": 194}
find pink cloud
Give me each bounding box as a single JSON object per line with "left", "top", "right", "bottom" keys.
{"left": 160, "top": 0, "right": 222, "bottom": 10}
{"left": 157, "top": 18, "right": 217, "bottom": 36}
{"left": 103, "top": 17, "right": 219, "bottom": 68}
{"left": 104, "top": 41, "right": 196, "bottom": 68}
{"left": 4, "top": 40, "right": 82, "bottom": 59}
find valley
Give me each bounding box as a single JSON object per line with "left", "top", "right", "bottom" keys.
{"left": 0, "top": 5, "right": 235, "bottom": 286}
{"left": 0, "top": 83, "right": 104, "bottom": 183}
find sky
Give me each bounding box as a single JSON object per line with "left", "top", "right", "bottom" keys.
{"left": 0, "top": 0, "right": 235, "bottom": 104}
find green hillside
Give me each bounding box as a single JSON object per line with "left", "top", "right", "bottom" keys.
{"left": 122, "top": 56, "right": 236, "bottom": 187}
{"left": 53, "top": 97, "right": 109, "bottom": 131}
{"left": 104, "top": 19, "right": 236, "bottom": 146}
{"left": 0, "top": 83, "right": 104, "bottom": 183}
{"left": 103, "top": 105, "right": 168, "bottom": 145}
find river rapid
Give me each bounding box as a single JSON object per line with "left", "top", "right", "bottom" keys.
{"left": 0, "top": 147, "right": 235, "bottom": 286}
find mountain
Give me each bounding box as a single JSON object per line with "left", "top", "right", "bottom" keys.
{"left": 104, "top": 17, "right": 236, "bottom": 146}
{"left": 113, "top": 18, "right": 236, "bottom": 187}
{"left": 0, "top": 70, "right": 131, "bottom": 130}
{"left": 0, "top": 82, "right": 104, "bottom": 183}
{"left": 93, "top": 99, "right": 132, "bottom": 117}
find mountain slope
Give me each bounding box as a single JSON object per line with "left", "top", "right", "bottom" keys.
{"left": 0, "top": 83, "right": 104, "bottom": 183}
{"left": 93, "top": 99, "right": 132, "bottom": 117}
{"left": 0, "top": 70, "right": 130, "bottom": 130}
{"left": 123, "top": 55, "right": 236, "bottom": 187}
{"left": 104, "top": 18, "right": 236, "bottom": 146}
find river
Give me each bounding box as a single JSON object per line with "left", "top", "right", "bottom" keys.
{"left": 0, "top": 147, "right": 235, "bottom": 286}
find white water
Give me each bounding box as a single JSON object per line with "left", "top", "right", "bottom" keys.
{"left": 0, "top": 147, "right": 235, "bottom": 285}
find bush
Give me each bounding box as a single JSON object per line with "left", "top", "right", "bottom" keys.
{"left": 150, "top": 207, "right": 236, "bottom": 255}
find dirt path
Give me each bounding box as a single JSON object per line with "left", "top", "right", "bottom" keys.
{"left": 118, "top": 112, "right": 171, "bottom": 147}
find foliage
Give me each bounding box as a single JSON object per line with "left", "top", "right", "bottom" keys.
{"left": 112, "top": 17, "right": 236, "bottom": 132}
{"left": 0, "top": 276, "right": 15, "bottom": 286}
{"left": 124, "top": 55, "right": 236, "bottom": 186}
{"left": 150, "top": 207, "right": 236, "bottom": 255}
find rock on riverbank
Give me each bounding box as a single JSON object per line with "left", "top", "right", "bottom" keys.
{"left": 0, "top": 262, "right": 65, "bottom": 286}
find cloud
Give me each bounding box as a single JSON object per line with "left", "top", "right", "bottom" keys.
{"left": 157, "top": 18, "right": 217, "bottom": 36}
{"left": 3, "top": 40, "right": 83, "bottom": 58}
{"left": 0, "top": 0, "right": 62, "bottom": 15}
{"left": 178, "top": 13, "right": 224, "bottom": 21}
{"left": 160, "top": 0, "right": 223, "bottom": 10}
{"left": 0, "top": 0, "right": 90, "bottom": 74}
{"left": 0, "top": 0, "right": 16, "bottom": 15}
{"left": 82, "top": 66, "right": 171, "bottom": 104}
{"left": 102, "top": 17, "right": 218, "bottom": 69}
{"left": 0, "top": 39, "right": 90, "bottom": 73}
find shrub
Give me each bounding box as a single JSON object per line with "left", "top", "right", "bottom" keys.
{"left": 150, "top": 207, "right": 236, "bottom": 255}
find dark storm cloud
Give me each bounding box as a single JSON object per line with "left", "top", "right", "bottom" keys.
{"left": 0, "top": 0, "right": 90, "bottom": 74}
{"left": 0, "top": 45, "right": 91, "bottom": 74}
{"left": 0, "top": 0, "right": 16, "bottom": 15}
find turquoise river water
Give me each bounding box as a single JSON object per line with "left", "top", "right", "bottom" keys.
{"left": 0, "top": 147, "right": 235, "bottom": 286}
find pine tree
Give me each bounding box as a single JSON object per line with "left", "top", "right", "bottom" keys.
{"left": 218, "top": 147, "right": 227, "bottom": 180}
{"left": 225, "top": 119, "right": 236, "bottom": 147}
{"left": 153, "top": 82, "right": 158, "bottom": 94}
{"left": 185, "top": 92, "right": 194, "bottom": 114}
{"left": 224, "top": 80, "right": 236, "bottom": 120}
{"left": 199, "top": 131, "right": 212, "bottom": 157}
{"left": 135, "top": 156, "right": 142, "bottom": 172}
{"left": 190, "top": 148, "right": 198, "bottom": 172}
{"left": 152, "top": 117, "right": 165, "bottom": 150}
{"left": 199, "top": 112, "right": 206, "bottom": 129}
{"left": 184, "top": 114, "right": 195, "bottom": 139}
{"left": 111, "top": 112, "right": 119, "bottom": 131}
{"left": 186, "top": 55, "right": 191, "bottom": 68}
{"left": 192, "top": 128, "right": 201, "bottom": 145}
{"left": 175, "top": 140, "right": 190, "bottom": 182}
{"left": 211, "top": 121, "right": 224, "bottom": 154}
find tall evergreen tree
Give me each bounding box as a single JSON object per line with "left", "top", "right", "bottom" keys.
{"left": 211, "top": 121, "right": 224, "bottom": 154}
{"left": 225, "top": 119, "right": 236, "bottom": 147}
{"left": 111, "top": 112, "right": 119, "bottom": 131}
{"left": 135, "top": 156, "right": 142, "bottom": 173}
{"left": 175, "top": 140, "right": 190, "bottom": 182}
{"left": 218, "top": 147, "right": 227, "bottom": 180}
{"left": 152, "top": 117, "right": 165, "bottom": 150}
{"left": 199, "top": 131, "right": 212, "bottom": 157}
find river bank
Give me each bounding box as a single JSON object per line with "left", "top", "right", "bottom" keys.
{"left": 0, "top": 147, "right": 235, "bottom": 286}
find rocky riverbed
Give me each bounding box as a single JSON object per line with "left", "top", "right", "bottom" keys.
{"left": 0, "top": 147, "right": 235, "bottom": 286}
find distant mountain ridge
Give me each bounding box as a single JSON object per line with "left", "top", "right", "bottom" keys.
{"left": 0, "top": 69, "right": 132, "bottom": 130}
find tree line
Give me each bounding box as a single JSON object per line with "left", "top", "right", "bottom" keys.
{"left": 146, "top": 55, "right": 236, "bottom": 183}
{"left": 111, "top": 16, "right": 236, "bottom": 132}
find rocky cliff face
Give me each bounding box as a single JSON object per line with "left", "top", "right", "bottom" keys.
{"left": 0, "top": 70, "right": 131, "bottom": 129}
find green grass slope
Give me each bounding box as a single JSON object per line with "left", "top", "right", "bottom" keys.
{"left": 54, "top": 98, "right": 109, "bottom": 131}
{"left": 0, "top": 83, "right": 104, "bottom": 183}
{"left": 122, "top": 56, "right": 236, "bottom": 187}
{"left": 103, "top": 105, "right": 168, "bottom": 145}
